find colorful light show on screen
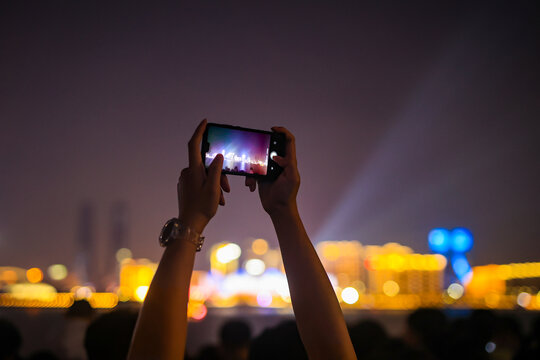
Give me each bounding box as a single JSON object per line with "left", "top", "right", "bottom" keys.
{"left": 205, "top": 126, "right": 271, "bottom": 175}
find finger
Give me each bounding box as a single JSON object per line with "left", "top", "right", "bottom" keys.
{"left": 271, "top": 126, "right": 296, "bottom": 163}
{"left": 271, "top": 155, "right": 288, "bottom": 168}
{"left": 206, "top": 154, "right": 224, "bottom": 190}
{"left": 188, "top": 119, "right": 207, "bottom": 168}
{"left": 245, "top": 177, "right": 256, "bottom": 192}
{"left": 219, "top": 189, "right": 225, "bottom": 206}
{"left": 220, "top": 174, "right": 230, "bottom": 193}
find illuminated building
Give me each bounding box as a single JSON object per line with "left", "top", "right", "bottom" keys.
{"left": 317, "top": 241, "right": 447, "bottom": 307}
{"left": 118, "top": 259, "right": 157, "bottom": 302}
{"left": 466, "top": 262, "right": 540, "bottom": 310}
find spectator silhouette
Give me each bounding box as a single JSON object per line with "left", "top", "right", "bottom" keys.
{"left": 84, "top": 308, "right": 138, "bottom": 360}
{"left": 249, "top": 320, "right": 308, "bottom": 360}
{"left": 0, "top": 318, "right": 22, "bottom": 360}
{"left": 349, "top": 319, "right": 388, "bottom": 359}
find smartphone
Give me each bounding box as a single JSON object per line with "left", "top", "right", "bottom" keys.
{"left": 201, "top": 123, "right": 286, "bottom": 179}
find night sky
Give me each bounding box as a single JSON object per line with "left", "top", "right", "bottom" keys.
{"left": 1, "top": 1, "right": 539, "bottom": 275}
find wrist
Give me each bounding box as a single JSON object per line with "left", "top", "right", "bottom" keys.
{"left": 268, "top": 202, "right": 300, "bottom": 221}
{"left": 178, "top": 214, "right": 208, "bottom": 235}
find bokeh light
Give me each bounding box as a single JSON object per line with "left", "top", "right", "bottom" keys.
{"left": 26, "top": 268, "right": 43, "bottom": 283}
{"left": 428, "top": 228, "right": 451, "bottom": 253}
{"left": 216, "top": 243, "right": 241, "bottom": 264}
{"left": 191, "top": 303, "right": 208, "bottom": 321}
{"left": 245, "top": 259, "right": 265, "bottom": 276}
{"left": 341, "top": 287, "right": 359, "bottom": 304}
{"left": 447, "top": 283, "right": 464, "bottom": 300}
{"left": 517, "top": 292, "right": 531, "bottom": 308}
{"left": 256, "top": 291, "right": 273, "bottom": 307}
{"left": 382, "top": 280, "right": 400, "bottom": 297}
{"left": 251, "top": 239, "right": 268, "bottom": 255}
{"left": 451, "top": 228, "right": 473, "bottom": 253}
{"left": 47, "top": 264, "right": 67, "bottom": 281}
{"left": 135, "top": 285, "right": 149, "bottom": 302}
{"left": 116, "top": 248, "right": 133, "bottom": 263}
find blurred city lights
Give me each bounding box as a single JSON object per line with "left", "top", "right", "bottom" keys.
{"left": 216, "top": 243, "right": 241, "bottom": 264}
{"left": 447, "top": 283, "right": 464, "bottom": 300}
{"left": 26, "top": 268, "right": 43, "bottom": 283}
{"left": 341, "top": 287, "right": 359, "bottom": 304}
{"left": 47, "top": 264, "right": 68, "bottom": 281}
{"left": 190, "top": 303, "right": 208, "bottom": 320}
{"left": 382, "top": 280, "right": 400, "bottom": 297}
{"left": 451, "top": 228, "right": 473, "bottom": 253}
{"left": 428, "top": 228, "right": 451, "bottom": 253}
{"left": 135, "top": 285, "right": 149, "bottom": 302}
{"left": 245, "top": 259, "right": 265, "bottom": 276}
{"left": 251, "top": 239, "right": 268, "bottom": 255}
{"left": 10, "top": 283, "right": 57, "bottom": 301}
{"left": 451, "top": 254, "right": 472, "bottom": 282}
{"left": 73, "top": 286, "right": 93, "bottom": 300}
{"left": 116, "top": 248, "right": 133, "bottom": 263}
{"left": 517, "top": 292, "right": 531, "bottom": 308}
{"left": 256, "top": 291, "right": 273, "bottom": 307}
{"left": 0, "top": 269, "right": 18, "bottom": 284}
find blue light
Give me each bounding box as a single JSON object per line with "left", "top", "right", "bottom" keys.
{"left": 451, "top": 228, "right": 473, "bottom": 253}
{"left": 428, "top": 228, "right": 451, "bottom": 253}
{"left": 451, "top": 254, "right": 472, "bottom": 281}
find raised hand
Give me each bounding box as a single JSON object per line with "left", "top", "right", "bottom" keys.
{"left": 245, "top": 126, "right": 300, "bottom": 216}
{"left": 178, "top": 119, "right": 230, "bottom": 234}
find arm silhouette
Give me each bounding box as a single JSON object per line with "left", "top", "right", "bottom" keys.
{"left": 128, "top": 119, "right": 229, "bottom": 360}
{"left": 246, "top": 127, "right": 356, "bottom": 360}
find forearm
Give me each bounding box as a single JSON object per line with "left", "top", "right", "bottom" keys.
{"left": 271, "top": 205, "right": 356, "bottom": 360}
{"left": 128, "top": 239, "right": 196, "bottom": 360}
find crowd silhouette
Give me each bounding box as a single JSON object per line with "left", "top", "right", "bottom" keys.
{"left": 1, "top": 306, "right": 540, "bottom": 359}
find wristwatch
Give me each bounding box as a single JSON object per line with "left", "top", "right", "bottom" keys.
{"left": 159, "top": 218, "right": 205, "bottom": 251}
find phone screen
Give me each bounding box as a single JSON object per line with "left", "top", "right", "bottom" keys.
{"left": 204, "top": 125, "right": 272, "bottom": 176}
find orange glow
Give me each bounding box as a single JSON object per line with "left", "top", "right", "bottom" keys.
{"left": 252, "top": 239, "right": 269, "bottom": 255}
{"left": 1, "top": 270, "right": 18, "bottom": 284}
{"left": 26, "top": 268, "right": 43, "bottom": 283}
{"left": 190, "top": 303, "right": 208, "bottom": 320}
{"left": 467, "top": 265, "right": 505, "bottom": 298}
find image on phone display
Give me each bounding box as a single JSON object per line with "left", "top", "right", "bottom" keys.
{"left": 204, "top": 126, "right": 271, "bottom": 176}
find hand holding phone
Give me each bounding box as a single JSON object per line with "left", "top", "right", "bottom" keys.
{"left": 201, "top": 123, "right": 286, "bottom": 180}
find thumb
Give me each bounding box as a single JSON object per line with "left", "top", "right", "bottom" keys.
{"left": 207, "top": 154, "right": 224, "bottom": 189}
{"left": 272, "top": 155, "right": 288, "bottom": 168}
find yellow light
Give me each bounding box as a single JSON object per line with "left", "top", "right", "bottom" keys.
{"left": 26, "top": 268, "right": 43, "bottom": 283}
{"left": 252, "top": 239, "right": 268, "bottom": 255}
{"left": 321, "top": 243, "right": 340, "bottom": 261}
{"left": 447, "top": 283, "right": 464, "bottom": 300}
{"left": 485, "top": 293, "right": 500, "bottom": 308}
{"left": 382, "top": 281, "right": 400, "bottom": 297}
{"left": 341, "top": 287, "right": 359, "bottom": 304}
{"left": 497, "top": 265, "right": 512, "bottom": 280}
{"left": 216, "top": 243, "right": 241, "bottom": 264}
{"left": 9, "top": 283, "right": 57, "bottom": 301}
{"left": 517, "top": 292, "right": 531, "bottom": 308}
{"left": 245, "top": 259, "right": 266, "bottom": 276}
{"left": 137, "top": 267, "right": 155, "bottom": 285}
{"left": 116, "top": 248, "right": 133, "bottom": 263}
{"left": 388, "top": 254, "right": 405, "bottom": 271}
{"left": 135, "top": 286, "right": 149, "bottom": 302}
{"left": 47, "top": 264, "right": 68, "bottom": 281}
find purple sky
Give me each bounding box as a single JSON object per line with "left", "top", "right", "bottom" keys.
{"left": 1, "top": 1, "right": 539, "bottom": 275}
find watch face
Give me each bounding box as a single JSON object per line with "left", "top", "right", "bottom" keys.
{"left": 159, "top": 218, "right": 177, "bottom": 245}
